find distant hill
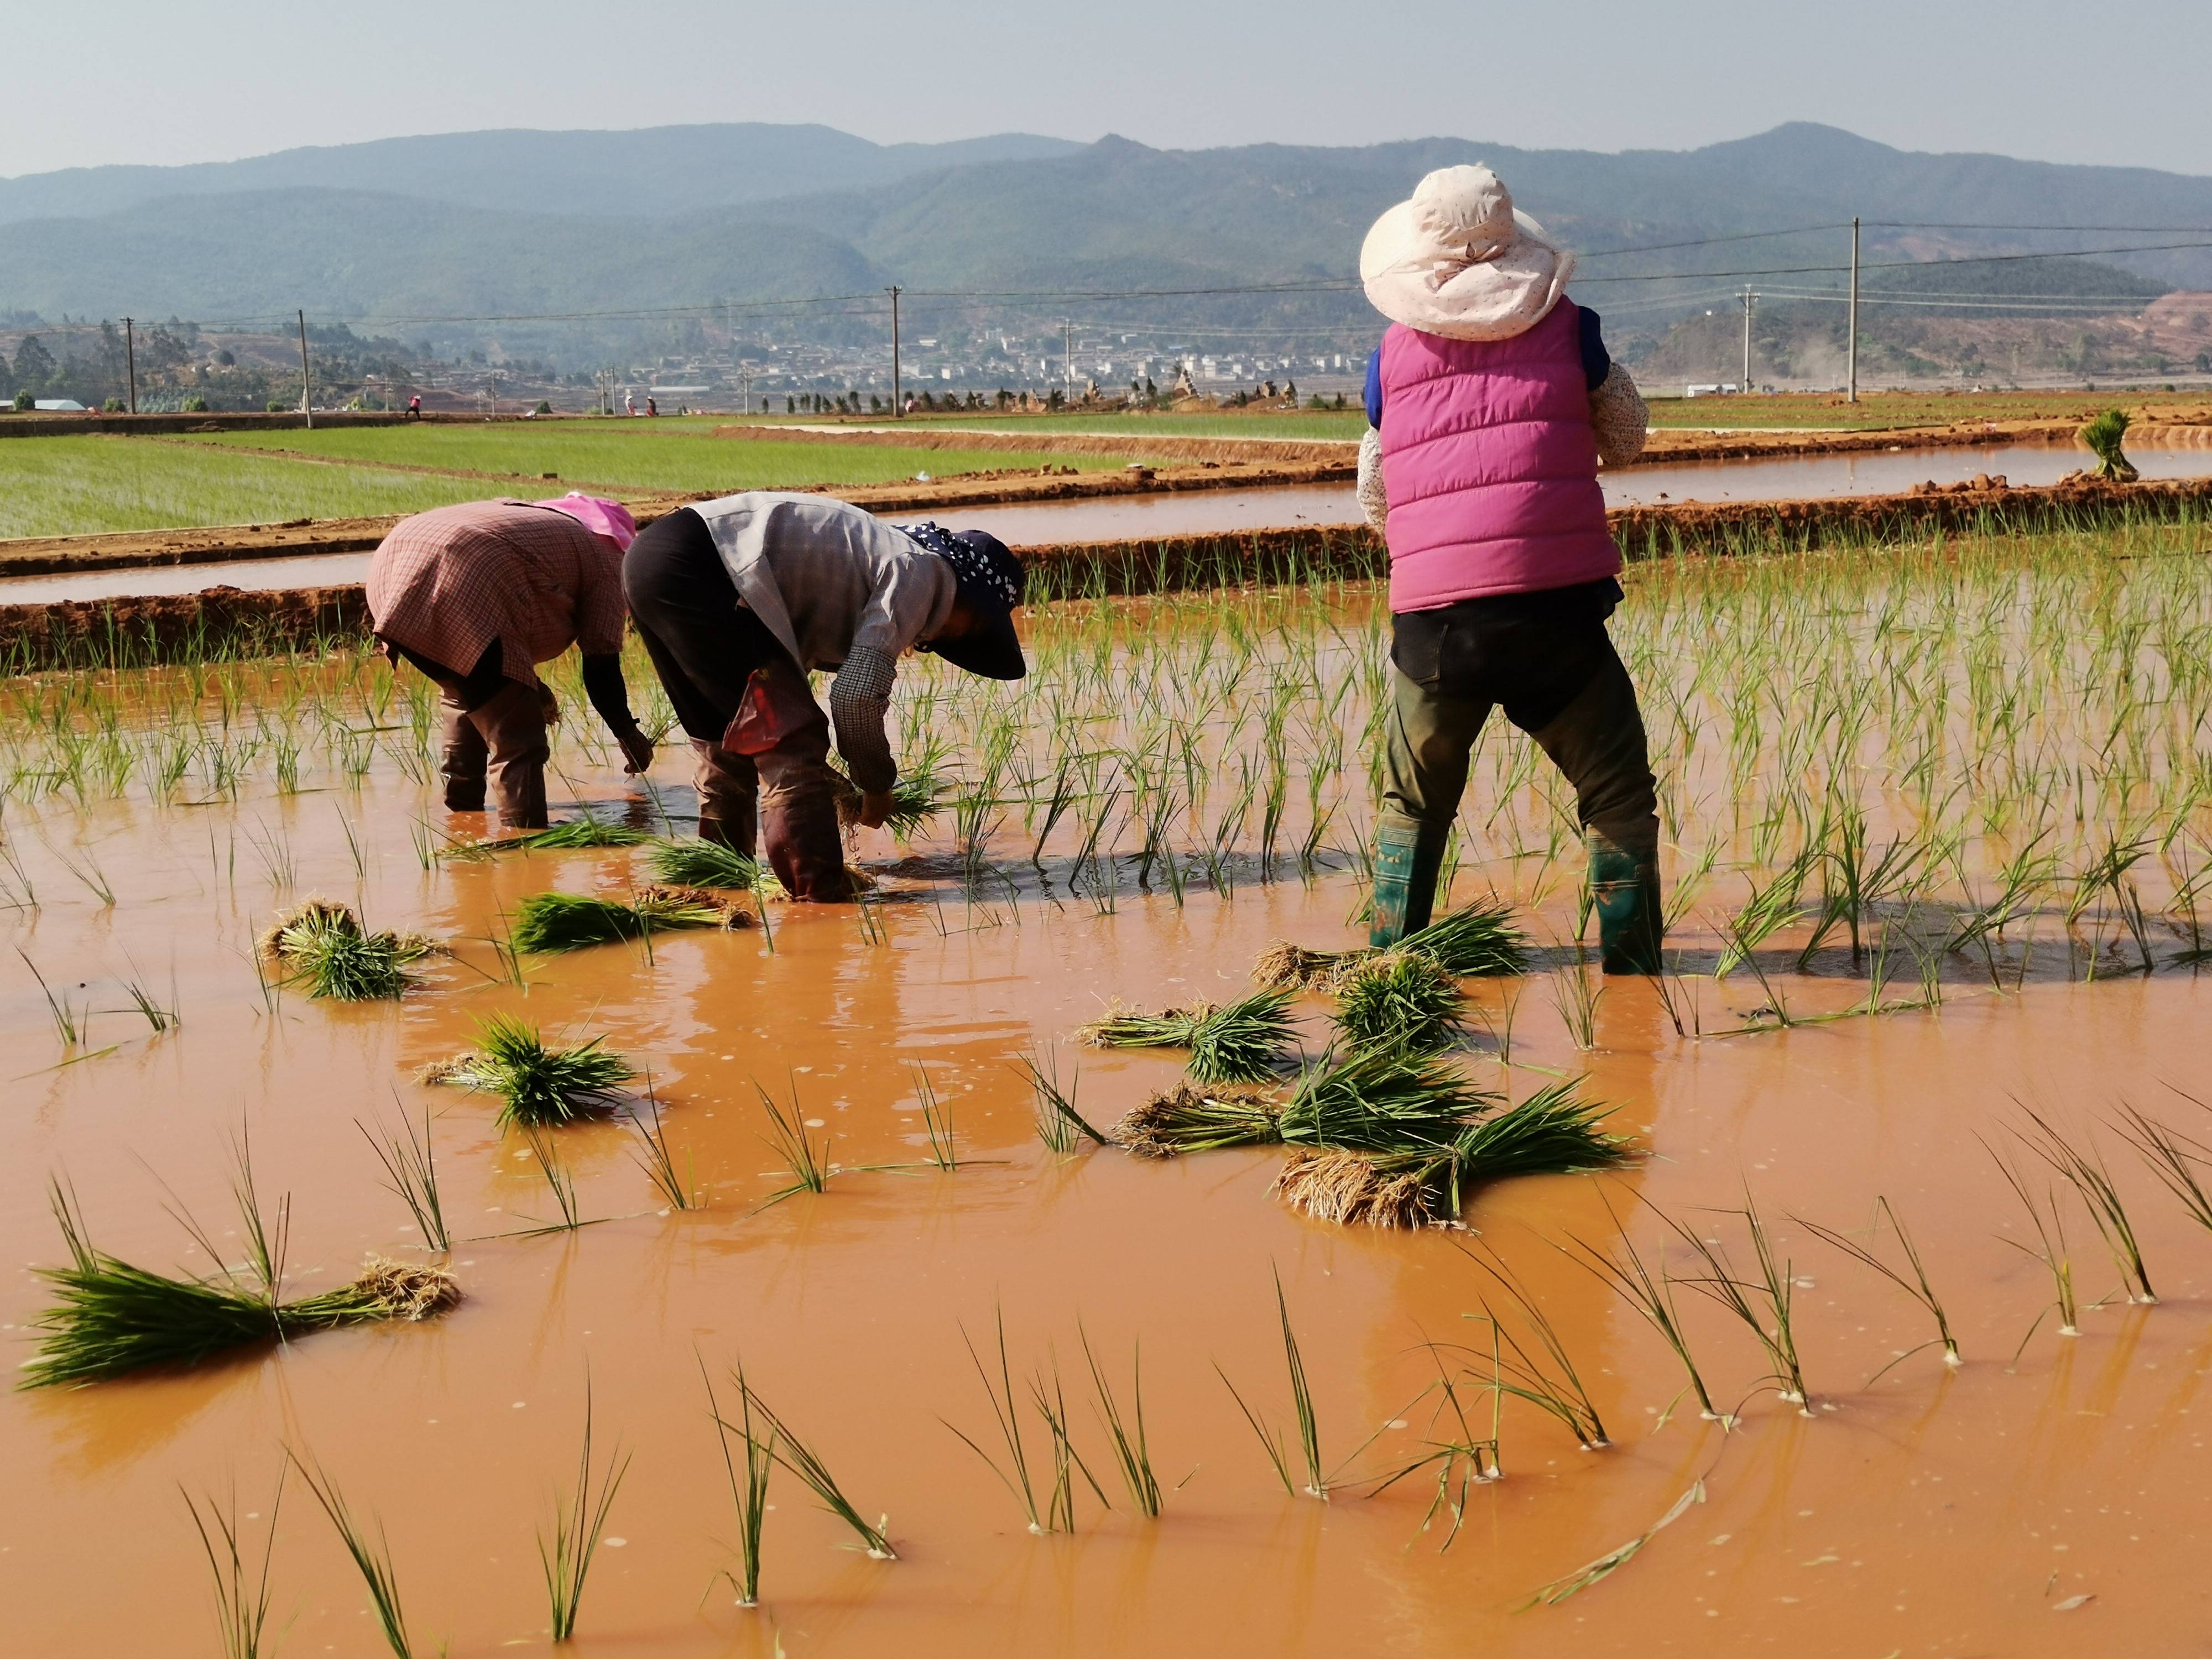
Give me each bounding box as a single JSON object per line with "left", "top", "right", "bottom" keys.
{"left": 0, "top": 124, "right": 1083, "bottom": 223}
{"left": 2, "top": 122, "right": 2208, "bottom": 363}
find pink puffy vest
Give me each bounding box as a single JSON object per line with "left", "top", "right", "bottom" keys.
{"left": 1376, "top": 300, "right": 1621, "bottom": 612}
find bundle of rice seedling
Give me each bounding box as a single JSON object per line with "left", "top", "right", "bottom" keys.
{"left": 2081, "top": 408, "right": 2138, "bottom": 482}
{"left": 1278, "top": 1046, "right": 1494, "bottom": 1152}
{"left": 508, "top": 890, "right": 726, "bottom": 953}
{"left": 1109, "top": 1083, "right": 1285, "bottom": 1158}
{"left": 1271, "top": 1079, "right": 1627, "bottom": 1229}
{"left": 831, "top": 755, "right": 954, "bottom": 837}
{"left": 636, "top": 884, "right": 755, "bottom": 928}
{"left": 1398, "top": 897, "right": 1528, "bottom": 978}
{"left": 260, "top": 901, "right": 436, "bottom": 1001}
{"left": 446, "top": 816, "right": 654, "bottom": 857}
{"left": 1251, "top": 898, "right": 1526, "bottom": 990}
{"left": 1331, "top": 952, "right": 1466, "bottom": 1053}
{"left": 1250, "top": 941, "right": 1363, "bottom": 992}
{"left": 424, "top": 1013, "right": 635, "bottom": 1128}
{"left": 1078, "top": 989, "right": 1296, "bottom": 1083}
{"left": 644, "top": 837, "right": 760, "bottom": 890}
{"left": 20, "top": 1187, "right": 459, "bottom": 1389}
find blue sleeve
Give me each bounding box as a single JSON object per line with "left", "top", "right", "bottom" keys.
{"left": 1363, "top": 347, "right": 1384, "bottom": 427}
{"left": 1577, "top": 305, "right": 1611, "bottom": 392}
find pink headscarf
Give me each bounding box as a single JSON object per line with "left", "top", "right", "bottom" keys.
{"left": 534, "top": 492, "right": 638, "bottom": 552}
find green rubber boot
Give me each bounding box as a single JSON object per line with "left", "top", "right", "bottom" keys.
{"left": 1589, "top": 831, "right": 1663, "bottom": 976}
{"left": 1370, "top": 815, "right": 1448, "bottom": 950}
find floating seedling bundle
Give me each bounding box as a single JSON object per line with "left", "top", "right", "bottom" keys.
{"left": 21, "top": 1182, "right": 458, "bottom": 1389}
{"left": 508, "top": 890, "right": 731, "bottom": 952}
{"left": 444, "top": 816, "right": 655, "bottom": 858}
{"left": 1273, "top": 1081, "right": 1629, "bottom": 1229}
{"left": 1331, "top": 952, "right": 1467, "bottom": 1054}
{"left": 1253, "top": 898, "right": 1528, "bottom": 991}
{"left": 423, "top": 1014, "right": 636, "bottom": 1128}
{"left": 260, "top": 900, "right": 437, "bottom": 1001}
{"left": 644, "top": 837, "right": 760, "bottom": 890}
{"left": 1079, "top": 988, "right": 1297, "bottom": 1083}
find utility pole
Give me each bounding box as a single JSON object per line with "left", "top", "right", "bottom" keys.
{"left": 296, "top": 310, "right": 314, "bottom": 429}
{"left": 1062, "top": 318, "right": 1073, "bottom": 399}
{"left": 1739, "top": 289, "right": 1757, "bottom": 394}
{"left": 1847, "top": 217, "right": 1861, "bottom": 404}
{"left": 488, "top": 367, "right": 499, "bottom": 418}
{"left": 122, "top": 317, "right": 138, "bottom": 415}
{"left": 886, "top": 285, "right": 903, "bottom": 416}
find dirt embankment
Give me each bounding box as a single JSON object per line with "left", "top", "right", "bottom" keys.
{"left": 711, "top": 422, "right": 1355, "bottom": 465}
{"left": 0, "top": 461, "right": 1348, "bottom": 580}
{"left": 8, "top": 475, "right": 2206, "bottom": 675}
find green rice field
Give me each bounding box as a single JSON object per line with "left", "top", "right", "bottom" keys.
{"left": 0, "top": 427, "right": 1142, "bottom": 540}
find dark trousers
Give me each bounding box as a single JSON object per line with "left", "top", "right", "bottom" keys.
{"left": 383, "top": 638, "right": 551, "bottom": 828}
{"left": 1382, "top": 592, "right": 1660, "bottom": 867}
{"left": 623, "top": 508, "right": 851, "bottom": 899}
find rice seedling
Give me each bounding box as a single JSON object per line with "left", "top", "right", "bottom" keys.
{"left": 1563, "top": 1198, "right": 1724, "bottom": 1425}
{"left": 643, "top": 836, "right": 760, "bottom": 889}
{"left": 1795, "top": 1197, "right": 1959, "bottom": 1376}
{"left": 359, "top": 1106, "right": 451, "bottom": 1253}
{"left": 20, "top": 1177, "right": 459, "bottom": 1388}
{"left": 508, "top": 889, "right": 726, "bottom": 953}
{"left": 1216, "top": 1272, "right": 1327, "bottom": 1497}
{"left": 1519, "top": 1482, "right": 1705, "bottom": 1609}
{"left": 1029, "top": 1353, "right": 1109, "bottom": 1531}
{"left": 1647, "top": 1198, "right": 1811, "bottom": 1411}
{"left": 183, "top": 1477, "right": 283, "bottom": 1659}
{"left": 833, "top": 752, "right": 955, "bottom": 837}
{"left": 2112, "top": 1102, "right": 2212, "bottom": 1238}
{"left": 732, "top": 1379, "right": 896, "bottom": 1558}
{"left": 2082, "top": 408, "right": 2138, "bottom": 481}
{"left": 702, "top": 1359, "right": 774, "bottom": 1607}
{"left": 910, "top": 1062, "right": 964, "bottom": 1168}
{"left": 1547, "top": 962, "right": 1604, "bottom": 1050}
{"left": 1331, "top": 951, "right": 1466, "bottom": 1054}
{"left": 945, "top": 1309, "right": 1044, "bottom": 1532}
{"left": 628, "top": 1082, "right": 698, "bottom": 1211}
{"left": 1082, "top": 1324, "right": 1164, "bottom": 1519}
{"left": 1715, "top": 849, "right": 1816, "bottom": 978}
{"left": 2016, "top": 1107, "right": 2155, "bottom": 1303}
{"left": 517, "top": 1125, "right": 588, "bottom": 1233}
{"left": 1462, "top": 1248, "right": 1610, "bottom": 1449}
{"left": 1986, "top": 1141, "right": 2081, "bottom": 1354}
{"left": 17, "top": 947, "right": 87, "bottom": 1046}
{"left": 754, "top": 1077, "right": 831, "bottom": 1208}
{"left": 1364, "top": 1345, "right": 1503, "bottom": 1548}
{"left": 1078, "top": 988, "right": 1297, "bottom": 1083}
{"left": 1280, "top": 1046, "right": 1492, "bottom": 1152}
{"left": 424, "top": 1014, "right": 635, "bottom": 1129}
{"left": 259, "top": 900, "right": 434, "bottom": 1001}
{"left": 540, "top": 1386, "right": 630, "bottom": 1642}
{"left": 286, "top": 1449, "right": 420, "bottom": 1658}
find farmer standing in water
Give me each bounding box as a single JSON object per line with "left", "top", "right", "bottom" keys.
{"left": 1357, "top": 164, "right": 1662, "bottom": 972}
{"left": 622, "top": 493, "right": 1026, "bottom": 901}
{"left": 367, "top": 493, "right": 655, "bottom": 830}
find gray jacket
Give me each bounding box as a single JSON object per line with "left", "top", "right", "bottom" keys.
{"left": 688, "top": 492, "right": 955, "bottom": 792}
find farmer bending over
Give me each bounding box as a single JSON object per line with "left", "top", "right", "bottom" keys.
{"left": 367, "top": 494, "right": 655, "bottom": 829}
{"left": 1357, "top": 164, "right": 1661, "bottom": 972}
{"left": 623, "top": 493, "right": 1026, "bottom": 901}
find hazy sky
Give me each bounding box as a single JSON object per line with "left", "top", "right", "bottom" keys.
{"left": 8, "top": 0, "right": 2209, "bottom": 179}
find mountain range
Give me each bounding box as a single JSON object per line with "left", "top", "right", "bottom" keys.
{"left": 2, "top": 122, "right": 2206, "bottom": 363}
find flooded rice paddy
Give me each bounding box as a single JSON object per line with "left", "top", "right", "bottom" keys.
{"left": 3, "top": 521, "right": 2211, "bottom": 1653}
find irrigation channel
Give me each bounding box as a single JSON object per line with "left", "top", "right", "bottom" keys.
{"left": 3, "top": 506, "right": 2211, "bottom": 1652}
{"left": 3, "top": 439, "right": 2207, "bottom": 607}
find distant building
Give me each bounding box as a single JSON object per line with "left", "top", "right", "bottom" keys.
{"left": 33, "top": 399, "right": 87, "bottom": 411}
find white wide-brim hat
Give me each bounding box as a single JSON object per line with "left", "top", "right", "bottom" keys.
{"left": 1360, "top": 164, "right": 1574, "bottom": 341}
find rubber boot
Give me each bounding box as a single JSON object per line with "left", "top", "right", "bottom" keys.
{"left": 438, "top": 695, "right": 488, "bottom": 812}
{"left": 690, "top": 738, "right": 759, "bottom": 855}
{"left": 1589, "top": 830, "right": 1663, "bottom": 976}
{"left": 467, "top": 680, "right": 551, "bottom": 831}
{"left": 1369, "top": 812, "right": 1447, "bottom": 949}
{"left": 758, "top": 745, "right": 853, "bottom": 901}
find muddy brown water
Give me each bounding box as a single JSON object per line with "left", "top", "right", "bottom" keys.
{"left": 2, "top": 585, "right": 2209, "bottom": 1653}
